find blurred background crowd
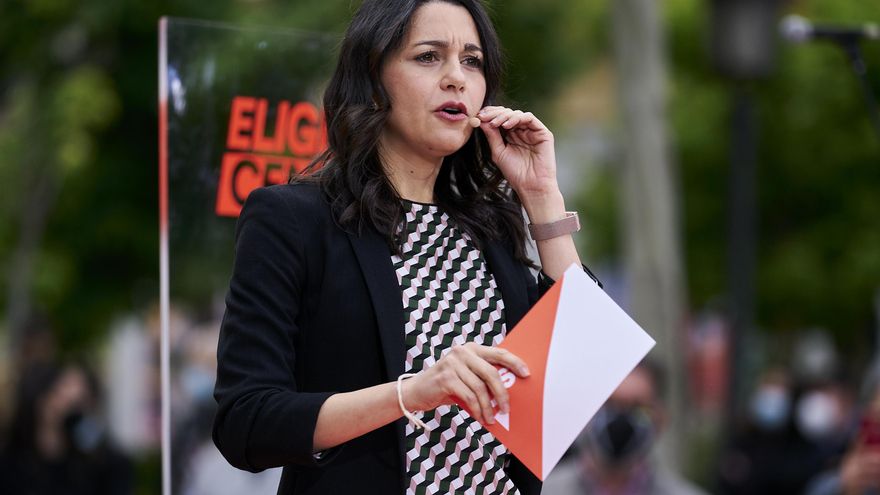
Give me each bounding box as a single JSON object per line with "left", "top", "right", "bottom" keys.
{"left": 0, "top": 0, "right": 878, "bottom": 493}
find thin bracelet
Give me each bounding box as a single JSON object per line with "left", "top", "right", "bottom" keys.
{"left": 397, "top": 373, "right": 429, "bottom": 430}
{"left": 528, "top": 211, "right": 580, "bottom": 241}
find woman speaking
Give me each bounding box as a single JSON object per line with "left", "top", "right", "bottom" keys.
{"left": 213, "top": 0, "right": 585, "bottom": 493}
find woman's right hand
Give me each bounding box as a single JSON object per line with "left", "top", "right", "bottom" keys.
{"left": 400, "top": 343, "right": 531, "bottom": 426}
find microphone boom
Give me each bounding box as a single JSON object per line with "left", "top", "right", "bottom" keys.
{"left": 780, "top": 15, "right": 880, "bottom": 43}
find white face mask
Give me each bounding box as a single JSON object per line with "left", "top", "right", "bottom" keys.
{"left": 750, "top": 386, "right": 791, "bottom": 431}
{"left": 181, "top": 366, "right": 215, "bottom": 403}
{"left": 795, "top": 391, "right": 840, "bottom": 441}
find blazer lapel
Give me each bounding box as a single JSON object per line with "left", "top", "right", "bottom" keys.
{"left": 346, "top": 229, "right": 406, "bottom": 380}
{"left": 346, "top": 231, "right": 530, "bottom": 375}
{"left": 346, "top": 228, "right": 410, "bottom": 491}
{"left": 483, "top": 240, "right": 530, "bottom": 332}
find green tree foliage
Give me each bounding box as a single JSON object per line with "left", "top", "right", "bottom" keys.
{"left": 667, "top": 0, "right": 880, "bottom": 345}
{"left": 578, "top": 0, "right": 879, "bottom": 351}
{"left": 0, "top": 0, "right": 603, "bottom": 353}
{"left": 491, "top": 1, "right": 608, "bottom": 106}
{"left": 2, "top": 0, "right": 876, "bottom": 357}
{"left": 1, "top": 0, "right": 235, "bottom": 351}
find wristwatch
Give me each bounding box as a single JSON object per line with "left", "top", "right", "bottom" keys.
{"left": 528, "top": 211, "right": 580, "bottom": 241}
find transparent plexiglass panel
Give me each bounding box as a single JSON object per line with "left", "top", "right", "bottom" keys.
{"left": 159, "top": 17, "right": 335, "bottom": 495}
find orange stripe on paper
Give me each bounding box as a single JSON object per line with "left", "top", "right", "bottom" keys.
{"left": 485, "top": 276, "right": 564, "bottom": 479}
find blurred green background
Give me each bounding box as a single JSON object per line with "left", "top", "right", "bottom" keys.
{"left": 1, "top": 0, "right": 878, "bottom": 493}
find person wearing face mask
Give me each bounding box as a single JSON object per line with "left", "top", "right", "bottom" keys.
{"left": 541, "top": 360, "right": 708, "bottom": 495}
{"left": 0, "top": 361, "right": 134, "bottom": 495}
{"left": 718, "top": 369, "right": 856, "bottom": 495}
{"left": 795, "top": 383, "right": 851, "bottom": 445}
{"left": 748, "top": 370, "right": 793, "bottom": 434}
{"left": 804, "top": 378, "right": 880, "bottom": 495}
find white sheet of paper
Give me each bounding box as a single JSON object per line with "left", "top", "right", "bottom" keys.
{"left": 541, "top": 264, "right": 657, "bottom": 476}
{"left": 483, "top": 264, "right": 656, "bottom": 479}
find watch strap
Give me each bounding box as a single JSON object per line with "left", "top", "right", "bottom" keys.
{"left": 528, "top": 211, "right": 580, "bottom": 241}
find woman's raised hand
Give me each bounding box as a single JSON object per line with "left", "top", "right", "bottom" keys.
{"left": 474, "top": 106, "right": 559, "bottom": 202}
{"left": 474, "top": 106, "right": 581, "bottom": 280}
{"left": 401, "top": 342, "right": 530, "bottom": 426}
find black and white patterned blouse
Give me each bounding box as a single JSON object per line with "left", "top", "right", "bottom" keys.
{"left": 391, "top": 200, "right": 519, "bottom": 495}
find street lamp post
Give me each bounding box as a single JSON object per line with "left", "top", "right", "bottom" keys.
{"left": 710, "top": 0, "right": 782, "bottom": 432}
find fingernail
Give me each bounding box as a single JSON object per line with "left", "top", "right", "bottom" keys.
{"left": 501, "top": 402, "right": 509, "bottom": 414}
{"left": 519, "top": 365, "right": 530, "bottom": 376}
{"left": 487, "top": 416, "right": 495, "bottom": 425}
{"left": 469, "top": 116, "right": 481, "bottom": 128}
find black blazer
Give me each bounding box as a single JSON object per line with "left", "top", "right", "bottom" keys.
{"left": 213, "top": 183, "right": 544, "bottom": 494}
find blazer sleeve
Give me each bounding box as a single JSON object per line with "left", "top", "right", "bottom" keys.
{"left": 213, "top": 186, "right": 335, "bottom": 472}
{"left": 536, "top": 264, "right": 603, "bottom": 296}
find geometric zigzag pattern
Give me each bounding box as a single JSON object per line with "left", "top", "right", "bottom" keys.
{"left": 392, "top": 201, "right": 518, "bottom": 495}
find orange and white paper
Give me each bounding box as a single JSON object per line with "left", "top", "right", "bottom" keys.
{"left": 484, "top": 264, "right": 656, "bottom": 480}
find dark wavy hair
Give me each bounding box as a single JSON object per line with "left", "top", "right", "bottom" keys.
{"left": 298, "top": 0, "right": 532, "bottom": 265}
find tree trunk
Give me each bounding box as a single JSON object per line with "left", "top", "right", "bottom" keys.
{"left": 611, "top": 0, "right": 688, "bottom": 466}
{"left": 5, "top": 167, "right": 60, "bottom": 354}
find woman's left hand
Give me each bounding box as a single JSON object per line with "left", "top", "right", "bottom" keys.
{"left": 475, "top": 106, "right": 581, "bottom": 280}
{"left": 475, "top": 105, "right": 559, "bottom": 202}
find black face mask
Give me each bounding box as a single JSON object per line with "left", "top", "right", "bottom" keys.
{"left": 586, "top": 406, "right": 655, "bottom": 465}
{"left": 62, "top": 409, "right": 104, "bottom": 454}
